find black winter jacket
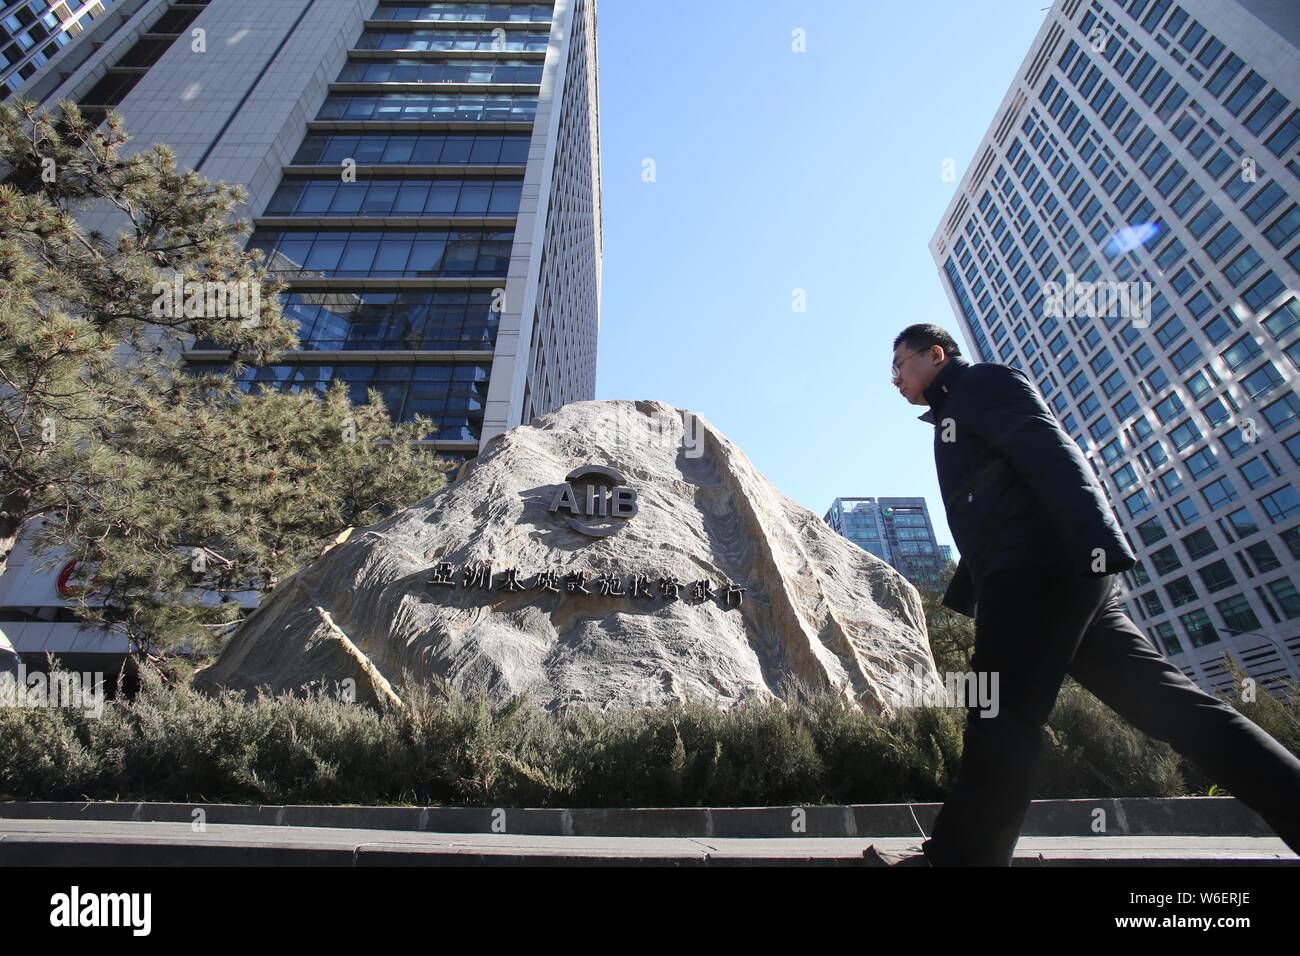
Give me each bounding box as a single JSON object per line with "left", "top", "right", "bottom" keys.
{"left": 919, "top": 356, "right": 1137, "bottom": 617}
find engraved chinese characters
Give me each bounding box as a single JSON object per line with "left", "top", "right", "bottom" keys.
{"left": 427, "top": 561, "right": 748, "bottom": 609}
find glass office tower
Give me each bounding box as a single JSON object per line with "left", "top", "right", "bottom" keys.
{"left": 931, "top": 0, "right": 1299, "bottom": 693}
{"left": 824, "top": 497, "right": 946, "bottom": 593}
{"left": 24, "top": 0, "right": 601, "bottom": 470}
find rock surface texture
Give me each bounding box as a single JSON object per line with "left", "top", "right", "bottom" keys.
{"left": 195, "top": 400, "right": 941, "bottom": 715}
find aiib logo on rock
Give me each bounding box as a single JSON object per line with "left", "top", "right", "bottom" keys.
{"left": 549, "top": 465, "right": 638, "bottom": 537}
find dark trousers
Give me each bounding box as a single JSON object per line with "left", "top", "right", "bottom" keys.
{"left": 920, "top": 563, "right": 1300, "bottom": 866}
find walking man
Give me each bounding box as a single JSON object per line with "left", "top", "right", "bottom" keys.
{"left": 864, "top": 323, "right": 1300, "bottom": 866}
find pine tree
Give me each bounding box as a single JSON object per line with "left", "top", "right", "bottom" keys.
{"left": 917, "top": 559, "right": 976, "bottom": 674}
{"left": 0, "top": 99, "right": 451, "bottom": 662}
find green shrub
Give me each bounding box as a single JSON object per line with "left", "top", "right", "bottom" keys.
{"left": 1, "top": 660, "right": 1295, "bottom": 806}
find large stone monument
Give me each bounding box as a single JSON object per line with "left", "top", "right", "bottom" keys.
{"left": 195, "top": 400, "right": 942, "bottom": 714}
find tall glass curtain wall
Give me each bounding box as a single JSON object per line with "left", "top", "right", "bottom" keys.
{"left": 193, "top": 1, "right": 553, "bottom": 450}
{"left": 937, "top": 0, "right": 1300, "bottom": 662}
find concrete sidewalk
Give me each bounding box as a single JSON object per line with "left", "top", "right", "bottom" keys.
{"left": 3, "top": 797, "right": 1296, "bottom": 865}
{"left": 0, "top": 818, "right": 1296, "bottom": 865}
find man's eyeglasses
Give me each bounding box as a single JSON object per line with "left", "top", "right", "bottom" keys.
{"left": 890, "top": 348, "right": 929, "bottom": 381}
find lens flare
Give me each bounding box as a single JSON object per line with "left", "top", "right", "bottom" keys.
{"left": 1106, "top": 222, "right": 1161, "bottom": 255}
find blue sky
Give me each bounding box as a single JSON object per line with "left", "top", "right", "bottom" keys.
{"left": 593, "top": 1, "right": 1051, "bottom": 549}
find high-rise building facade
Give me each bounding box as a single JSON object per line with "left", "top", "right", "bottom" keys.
{"left": 0, "top": 0, "right": 601, "bottom": 664}
{"left": 823, "top": 497, "right": 946, "bottom": 592}
{"left": 23, "top": 0, "right": 600, "bottom": 466}
{"left": 931, "top": 0, "right": 1299, "bottom": 693}
{"left": 0, "top": 0, "right": 117, "bottom": 97}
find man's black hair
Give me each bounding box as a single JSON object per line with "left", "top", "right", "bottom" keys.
{"left": 893, "top": 324, "right": 962, "bottom": 359}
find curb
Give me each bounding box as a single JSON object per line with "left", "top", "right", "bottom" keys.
{"left": 0, "top": 796, "right": 1276, "bottom": 839}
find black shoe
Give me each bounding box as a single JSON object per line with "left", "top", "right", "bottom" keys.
{"left": 862, "top": 844, "right": 932, "bottom": 866}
